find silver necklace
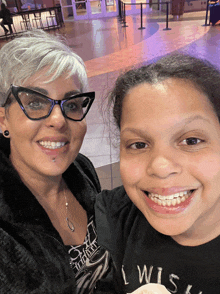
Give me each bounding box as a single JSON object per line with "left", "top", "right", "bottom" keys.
{"left": 64, "top": 191, "right": 75, "bottom": 232}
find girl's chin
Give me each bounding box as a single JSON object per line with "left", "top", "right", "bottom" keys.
{"left": 145, "top": 219, "right": 184, "bottom": 238}
{"left": 143, "top": 210, "right": 194, "bottom": 238}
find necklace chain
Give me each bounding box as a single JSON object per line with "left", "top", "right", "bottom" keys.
{"left": 64, "top": 190, "right": 75, "bottom": 232}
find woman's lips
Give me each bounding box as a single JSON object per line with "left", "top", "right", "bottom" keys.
{"left": 37, "top": 140, "right": 69, "bottom": 157}
{"left": 38, "top": 140, "right": 67, "bottom": 149}
{"left": 143, "top": 189, "right": 195, "bottom": 214}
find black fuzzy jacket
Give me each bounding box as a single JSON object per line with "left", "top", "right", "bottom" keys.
{"left": 0, "top": 135, "right": 101, "bottom": 294}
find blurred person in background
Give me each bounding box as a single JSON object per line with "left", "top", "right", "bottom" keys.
{"left": 0, "top": 3, "right": 13, "bottom": 35}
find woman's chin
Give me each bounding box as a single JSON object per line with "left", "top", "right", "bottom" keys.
{"left": 33, "top": 158, "right": 71, "bottom": 178}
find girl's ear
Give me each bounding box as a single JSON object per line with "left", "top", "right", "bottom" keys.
{"left": 0, "top": 107, "right": 8, "bottom": 133}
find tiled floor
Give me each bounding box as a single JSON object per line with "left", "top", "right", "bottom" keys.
{"left": 1, "top": 9, "right": 220, "bottom": 189}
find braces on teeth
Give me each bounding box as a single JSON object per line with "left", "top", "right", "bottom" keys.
{"left": 148, "top": 190, "right": 193, "bottom": 207}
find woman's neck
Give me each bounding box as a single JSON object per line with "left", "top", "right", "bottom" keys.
{"left": 10, "top": 153, "right": 63, "bottom": 201}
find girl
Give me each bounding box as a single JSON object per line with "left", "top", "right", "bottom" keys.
{"left": 95, "top": 53, "right": 220, "bottom": 294}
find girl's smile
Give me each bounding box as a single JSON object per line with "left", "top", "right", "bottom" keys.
{"left": 143, "top": 189, "right": 195, "bottom": 214}
{"left": 143, "top": 186, "right": 197, "bottom": 212}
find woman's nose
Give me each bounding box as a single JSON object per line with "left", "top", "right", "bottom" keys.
{"left": 46, "top": 105, "right": 67, "bottom": 129}
{"left": 146, "top": 148, "right": 182, "bottom": 179}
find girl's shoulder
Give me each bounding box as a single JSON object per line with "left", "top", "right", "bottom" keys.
{"left": 96, "top": 186, "right": 132, "bottom": 214}
{"left": 74, "top": 153, "right": 101, "bottom": 193}
{"left": 95, "top": 186, "right": 139, "bottom": 243}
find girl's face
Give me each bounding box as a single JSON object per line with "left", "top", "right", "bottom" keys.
{"left": 0, "top": 68, "right": 87, "bottom": 180}
{"left": 120, "top": 78, "right": 220, "bottom": 245}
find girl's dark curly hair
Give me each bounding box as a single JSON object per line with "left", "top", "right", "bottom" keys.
{"left": 109, "top": 53, "right": 220, "bottom": 128}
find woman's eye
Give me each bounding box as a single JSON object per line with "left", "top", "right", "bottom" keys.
{"left": 129, "top": 142, "right": 148, "bottom": 149}
{"left": 181, "top": 137, "right": 202, "bottom": 145}
{"left": 27, "top": 100, "right": 44, "bottom": 109}
{"left": 19, "top": 92, "right": 49, "bottom": 110}
{"left": 64, "top": 101, "right": 80, "bottom": 112}
{"left": 67, "top": 103, "right": 77, "bottom": 110}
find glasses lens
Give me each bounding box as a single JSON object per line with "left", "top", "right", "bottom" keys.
{"left": 63, "top": 96, "right": 91, "bottom": 120}
{"left": 18, "top": 91, "right": 51, "bottom": 119}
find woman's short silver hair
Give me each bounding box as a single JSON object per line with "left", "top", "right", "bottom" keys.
{"left": 0, "top": 29, "right": 88, "bottom": 106}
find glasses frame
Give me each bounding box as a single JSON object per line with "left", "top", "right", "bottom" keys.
{"left": 4, "top": 85, "right": 95, "bottom": 121}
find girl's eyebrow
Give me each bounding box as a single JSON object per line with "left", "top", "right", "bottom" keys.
{"left": 121, "top": 115, "right": 211, "bottom": 136}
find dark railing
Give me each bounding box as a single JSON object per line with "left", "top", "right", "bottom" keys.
{"left": 13, "top": 6, "right": 64, "bottom": 28}
{"left": 204, "top": 1, "right": 220, "bottom": 26}
{"left": 118, "top": 0, "right": 171, "bottom": 30}
{"left": 0, "top": 6, "right": 64, "bottom": 39}
{"left": 204, "top": 0, "right": 210, "bottom": 25}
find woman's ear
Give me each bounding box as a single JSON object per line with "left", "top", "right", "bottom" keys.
{"left": 0, "top": 107, "right": 8, "bottom": 133}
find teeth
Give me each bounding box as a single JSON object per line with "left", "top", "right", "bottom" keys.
{"left": 167, "top": 200, "right": 171, "bottom": 206}
{"left": 172, "top": 198, "right": 177, "bottom": 206}
{"left": 148, "top": 190, "right": 192, "bottom": 207}
{"left": 181, "top": 196, "right": 186, "bottom": 202}
{"left": 39, "top": 141, "right": 66, "bottom": 149}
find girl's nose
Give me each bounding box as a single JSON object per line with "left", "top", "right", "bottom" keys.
{"left": 146, "top": 148, "right": 182, "bottom": 179}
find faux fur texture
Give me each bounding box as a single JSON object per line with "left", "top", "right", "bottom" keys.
{"left": 0, "top": 135, "right": 101, "bottom": 293}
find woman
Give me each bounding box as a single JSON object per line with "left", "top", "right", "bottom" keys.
{"left": 95, "top": 54, "right": 220, "bottom": 293}
{"left": 0, "top": 30, "right": 110, "bottom": 293}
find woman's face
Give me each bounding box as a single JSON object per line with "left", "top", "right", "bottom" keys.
{"left": 0, "top": 68, "right": 87, "bottom": 179}
{"left": 120, "top": 78, "right": 220, "bottom": 244}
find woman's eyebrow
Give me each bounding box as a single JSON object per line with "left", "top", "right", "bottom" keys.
{"left": 27, "top": 87, "right": 48, "bottom": 95}
{"left": 64, "top": 90, "right": 81, "bottom": 98}
{"left": 25, "top": 88, "right": 80, "bottom": 98}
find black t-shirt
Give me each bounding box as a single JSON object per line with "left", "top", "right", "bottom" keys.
{"left": 95, "top": 186, "right": 220, "bottom": 294}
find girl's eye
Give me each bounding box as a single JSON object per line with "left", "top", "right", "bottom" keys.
{"left": 129, "top": 142, "right": 148, "bottom": 149}
{"left": 181, "top": 137, "right": 202, "bottom": 145}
